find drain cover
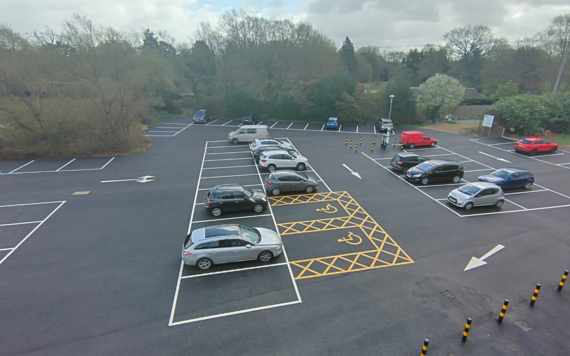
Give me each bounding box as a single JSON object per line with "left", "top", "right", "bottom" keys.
{"left": 442, "top": 290, "right": 456, "bottom": 299}
{"left": 514, "top": 320, "right": 532, "bottom": 332}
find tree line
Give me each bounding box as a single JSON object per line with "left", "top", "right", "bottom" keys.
{"left": 0, "top": 11, "right": 569, "bottom": 158}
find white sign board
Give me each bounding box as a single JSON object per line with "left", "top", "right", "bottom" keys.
{"left": 483, "top": 115, "right": 495, "bottom": 128}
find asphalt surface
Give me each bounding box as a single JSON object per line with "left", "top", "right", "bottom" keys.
{"left": 1, "top": 118, "right": 569, "bottom": 355}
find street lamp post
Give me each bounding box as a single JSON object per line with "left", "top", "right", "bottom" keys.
{"left": 388, "top": 94, "right": 395, "bottom": 121}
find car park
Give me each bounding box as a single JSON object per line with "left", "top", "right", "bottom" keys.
{"left": 252, "top": 146, "right": 299, "bottom": 163}
{"left": 228, "top": 125, "right": 269, "bottom": 144}
{"left": 193, "top": 109, "right": 211, "bottom": 124}
{"left": 264, "top": 170, "right": 319, "bottom": 195}
{"left": 514, "top": 137, "right": 558, "bottom": 155}
{"left": 447, "top": 182, "right": 505, "bottom": 210}
{"left": 477, "top": 167, "right": 534, "bottom": 189}
{"left": 326, "top": 117, "right": 339, "bottom": 130}
{"left": 405, "top": 160, "right": 464, "bottom": 185}
{"left": 250, "top": 138, "right": 293, "bottom": 151}
{"left": 400, "top": 131, "right": 437, "bottom": 148}
{"left": 242, "top": 114, "right": 260, "bottom": 125}
{"left": 204, "top": 184, "right": 268, "bottom": 217}
{"left": 259, "top": 150, "right": 308, "bottom": 172}
{"left": 390, "top": 153, "right": 429, "bottom": 173}
{"left": 375, "top": 118, "right": 393, "bottom": 132}
{"left": 182, "top": 224, "right": 283, "bottom": 270}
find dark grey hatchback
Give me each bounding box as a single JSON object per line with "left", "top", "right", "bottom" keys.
{"left": 405, "top": 160, "right": 464, "bottom": 185}
{"left": 264, "top": 170, "right": 319, "bottom": 195}
{"left": 205, "top": 184, "right": 268, "bottom": 217}
{"left": 390, "top": 153, "right": 429, "bottom": 173}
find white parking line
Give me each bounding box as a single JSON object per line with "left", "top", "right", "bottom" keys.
{"left": 99, "top": 157, "right": 115, "bottom": 169}
{"left": 0, "top": 248, "right": 13, "bottom": 252}
{"left": 206, "top": 152, "right": 253, "bottom": 155}
{"left": 338, "top": 125, "right": 342, "bottom": 132}
{"left": 207, "top": 146, "right": 250, "bottom": 149}
{"left": 201, "top": 173, "right": 259, "bottom": 179}
{"left": 464, "top": 169, "right": 493, "bottom": 173}
{"left": 504, "top": 190, "right": 547, "bottom": 195}
{"left": 206, "top": 119, "right": 219, "bottom": 125}
{"left": 270, "top": 122, "right": 278, "bottom": 128}
{"left": 488, "top": 142, "right": 515, "bottom": 145}
{"left": 56, "top": 159, "right": 76, "bottom": 171}
{"left": 356, "top": 126, "right": 359, "bottom": 133}
{"left": 173, "top": 123, "right": 194, "bottom": 136}
{"left": 204, "top": 157, "right": 253, "bottom": 162}
{"left": 304, "top": 123, "right": 309, "bottom": 130}
{"left": 192, "top": 214, "right": 273, "bottom": 223}
{"left": 505, "top": 199, "right": 527, "bottom": 210}
{"left": 286, "top": 123, "right": 294, "bottom": 129}
{"left": 9, "top": 160, "right": 35, "bottom": 173}
{"left": 198, "top": 184, "right": 262, "bottom": 191}
{"left": 181, "top": 262, "right": 289, "bottom": 280}
{"left": 321, "top": 124, "right": 325, "bottom": 131}
{"left": 374, "top": 126, "right": 376, "bottom": 134}
{"left": 148, "top": 131, "right": 180, "bottom": 133}
{"left": 202, "top": 165, "right": 254, "bottom": 170}
{"left": 417, "top": 182, "right": 465, "bottom": 188}
{"left": 163, "top": 122, "right": 191, "bottom": 125}
{"left": 0, "top": 221, "right": 42, "bottom": 227}
{"left": 221, "top": 120, "right": 233, "bottom": 126}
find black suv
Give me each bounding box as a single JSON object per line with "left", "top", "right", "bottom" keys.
{"left": 405, "top": 160, "right": 464, "bottom": 185}
{"left": 193, "top": 109, "right": 211, "bottom": 124}
{"left": 390, "top": 153, "right": 429, "bottom": 173}
{"left": 204, "top": 184, "right": 268, "bottom": 217}
{"left": 242, "top": 115, "right": 260, "bottom": 125}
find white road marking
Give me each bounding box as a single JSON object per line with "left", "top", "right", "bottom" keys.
{"left": 479, "top": 151, "right": 511, "bottom": 163}
{"left": 99, "top": 157, "right": 115, "bottom": 169}
{"left": 464, "top": 244, "right": 505, "bottom": 271}
{"left": 321, "top": 124, "right": 325, "bottom": 131}
{"left": 464, "top": 169, "right": 494, "bottom": 173}
{"left": 270, "top": 122, "right": 278, "bottom": 128}
{"left": 148, "top": 131, "right": 179, "bottom": 133}
{"left": 192, "top": 214, "right": 273, "bottom": 223}
{"left": 374, "top": 126, "right": 376, "bottom": 134}
{"left": 173, "top": 123, "right": 194, "bottom": 136}
{"left": 286, "top": 122, "right": 294, "bottom": 129}
{"left": 462, "top": 204, "right": 570, "bottom": 217}
{"left": 145, "top": 135, "right": 174, "bottom": 137}
{"left": 204, "top": 157, "right": 253, "bottom": 162}
{"left": 0, "top": 248, "right": 14, "bottom": 252}
{"left": 201, "top": 173, "right": 259, "bottom": 179}
{"left": 8, "top": 160, "right": 34, "bottom": 173}
{"left": 202, "top": 165, "right": 255, "bottom": 170}
{"left": 488, "top": 142, "right": 516, "bottom": 145}
{"left": 198, "top": 184, "right": 263, "bottom": 191}
{"left": 206, "top": 152, "right": 253, "bottom": 155}
{"left": 0, "top": 221, "right": 42, "bottom": 227}
{"left": 163, "top": 122, "right": 191, "bottom": 125}
{"left": 304, "top": 123, "right": 309, "bottom": 130}
{"left": 338, "top": 125, "right": 342, "bottom": 132}
{"left": 181, "top": 263, "right": 289, "bottom": 280}
{"left": 342, "top": 164, "right": 362, "bottom": 179}
{"left": 504, "top": 190, "right": 547, "bottom": 195}
{"left": 505, "top": 199, "right": 527, "bottom": 210}
{"left": 206, "top": 119, "right": 219, "bottom": 125}
{"left": 55, "top": 159, "right": 76, "bottom": 171}
{"left": 558, "top": 162, "right": 570, "bottom": 166}
{"left": 221, "top": 120, "right": 233, "bottom": 126}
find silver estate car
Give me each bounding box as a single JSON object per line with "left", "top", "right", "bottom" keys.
{"left": 447, "top": 182, "right": 504, "bottom": 210}
{"left": 264, "top": 170, "right": 319, "bottom": 195}
{"left": 182, "top": 224, "right": 283, "bottom": 270}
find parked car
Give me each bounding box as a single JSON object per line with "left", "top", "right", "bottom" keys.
{"left": 242, "top": 114, "right": 260, "bottom": 125}
{"left": 514, "top": 137, "right": 558, "bottom": 155}
{"left": 252, "top": 146, "right": 299, "bottom": 163}
{"left": 375, "top": 118, "right": 393, "bottom": 132}
{"left": 477, "top": 167, "right": 534, "bottom": 189}
{"left": 192, "top": 109, "right": 211, "bottom": 124}
{"left": 400, "top": 131, "right": 437, "bottom": 148}
{"left": 326, "top": 117, "right": 339, "bottom": 130}
{"left": 447, "top": 182, "right": 505, "bottom": 210}
{"left": 228, "top": 125, "right": 269, "bottom": 144}
{"left": 390, "top": 153, "right": 429, "bottom": 173}
{"left": 250, "top": 138, "right": 293, "bottom": 151}
{"left": 182, "top": 224, "right": 283, "bottom": 270}
{"left": 405, "top": 160, "right": 464, "bottom": 185}
{"left": 204, "top": 184, "right": 268, "bottom": 217}
{"left": 264, "top": 170, "right": 319, "bottom": 195}
{"left": 259, "top": 150, "right": 308, "bottom": 172}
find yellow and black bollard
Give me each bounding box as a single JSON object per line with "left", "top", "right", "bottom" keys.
{"left": 359, "top": 137, "right": 362, "bottom": 145}
{"left": 371, "top": 143, "right": 374, "bottom": 152}
{"left": 558, "top": 270, "right": 568, "bottom": 292}
{"left": 497, "top": 300, "right": 509, "bottom": 323}
{"left": 394, "top": 138, "right": 397, "bottom": 147}
{"left": 345, "top": 137, "right": 348, "bottom": 146}
{"left": 530, "top": 284, "right": 541, "bottom": 306}
{"left": 355, "top": 144, "right": 358, "bottom": 154}
{"left": 461, "top": 318, "right": 472, "bottom": 342}
{"left": 350, "top": 140, "right": 353, "bottom": 149}
{"left": 421, "top": 339, "right": 429, "bottom": 355}
{"left": 374, "top": 136, "right": 377, "bottom": 145}
{"left": 400, "top": 142, "right": 404, "bottom": 151}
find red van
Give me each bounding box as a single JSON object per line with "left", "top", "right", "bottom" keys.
{"left": 400, "top": 131, "right": 437, "bottom": 148}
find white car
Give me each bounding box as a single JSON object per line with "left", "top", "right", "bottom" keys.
{"left": 250, "top": 138, "right": 293, "bottom": 151}
{"left": 259, "top": 150, "right": 308, "bottom": 172}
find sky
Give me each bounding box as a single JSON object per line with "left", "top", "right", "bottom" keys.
{"left": 1, "top": 0, "right": 569, "bottom": 50}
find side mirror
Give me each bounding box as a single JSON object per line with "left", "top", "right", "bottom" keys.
{"left": 246, "top": 244, "right": 252, "bottom": 249}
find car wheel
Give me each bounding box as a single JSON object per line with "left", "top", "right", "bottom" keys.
{"left": 430, "top": 142, "right": 436, "bottom": 147}
{"left": 258, "top": 251, "right": 273, "bottom": 262}
{"left": 464, "top": 202, "right": 474, "bottom": 211}
{"left": 452, "top": 175, "right": 461, "bottom": 183}
{"left": 530, "top": 149, "right": 537, "bottom": 156}
{"left": 268, "top": 164, "right": 276, "bottom": 172}
{"left": 231, "top": 138, "right": 238, "bottom": 144}
{"left": 409, "top": 143, "right": 415, "bottom": 149}
{"left": 495, "top": 200, "right": 504, "bottom": 208}
{"left": 253, "top": 204, "right": 264, "bottom": 213}
{"left": 420, "top": 177, "right": 429, "bottom": 185}
{"left": 211, "top": 207, "right": 223, "bottom": 217}
{"left": 550, "top": 147, "right": 557, "bottom": 153}
{"left": 296, "top": 163, "right": 306, "bottom": 171}
{"left": 271, "top": 188, "right": 281, "bottom": 195}
{"left": 196, "top": 258, "right": 213, "bottom": 270}
{"left": 305, "top": 185, "right": 315, "bottom": 193}
{"left": 524, "top": 181, "right": 532, "bottom": 189}
{"left": 402, "top": 167, "right": 409, "bottom": 174}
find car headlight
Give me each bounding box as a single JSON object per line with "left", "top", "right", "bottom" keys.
{"left": 413, "top": 174, "right": 422, "bottom": 178}
{"left": 261, "top": 197, "right": 267, "bottom": 202}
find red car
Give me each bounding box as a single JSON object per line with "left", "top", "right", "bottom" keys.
{"left": 514, "top": 137, "right": 558, "bottom": 155}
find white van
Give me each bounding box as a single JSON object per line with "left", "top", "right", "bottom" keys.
{"left": 228, "top": 125, "right": 270, "bottom": 144}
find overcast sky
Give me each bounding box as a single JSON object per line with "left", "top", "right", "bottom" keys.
{"left": 2, "top": 0, "right": 569, "bottom": 50}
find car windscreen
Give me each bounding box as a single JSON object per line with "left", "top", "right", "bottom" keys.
{"left": 195, "top": 111, "right": 205, "bottom": 117}
{"left": 240, "top": 225, "right": 261, "bottom": 244}
{"left": 267, "top": 173, "right": 274, "bottom": 181}
{"left": 297, "top": 172, "right": 308, "bottom": 180}
{"left": 458, "top": 185, "right": 480, "bottom": 196}
{"left": 243, "top": 187, "right": 254, "bottom": 198}
{"left": 415, "top": 162, "right": 436, "bottom": 172}
{"left": 520, "top": 139, "right": 533, "bottom": 144}
{"left": 328, "top": 118, "right": 337, "bottom": 122}
{"left": 491, "top": 170, "right": 510, "bottom": 179}
{"left": 393, "top": 155, "right": 403, "bottom": 162}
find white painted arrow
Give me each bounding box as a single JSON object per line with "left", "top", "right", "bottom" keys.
{"left": 464, "top": 244, "right": 505, "bottom": 271}
{"left": 101, "top": 175, "right": 155, "bottom": 184}
{"left": 479, "top": 151, "right": 511, "bottom": 163}
{"left": 342, "top": 164, "right": 362, "bottom": 179}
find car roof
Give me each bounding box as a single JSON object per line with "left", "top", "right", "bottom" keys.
{"left": 466, "top": 182, "right": 501, "bottom": 189}
{"left": 422, "top": 159, "right": 460, "bottom": 165}
{"left": 192, "top": 224, "right": 241, "bottom": 242}
{"left": 271, "top": 170, "right": 301, "bottom": 176}
{"left": 262, "top": 149, "right": 289, "bottom": 155}
{"left": 401, "top": 131, "right": 424, "bottom": 134}
{"left": 522, "top": 137, "right": 541, "bottom": 140}
{"left": 381, "top": 118, "right": 392, "bottom": 122}
{"left": 328, "top": 117, "right": 338, "bottom": 120}
{"left": 210, "top": 184, "right": 243, "bottom": 192}
{"left": 498, "top": 167, "right": 531, "bottom": 173}
{"left": 395, "top": 152, "right": 419, "bottom": 157}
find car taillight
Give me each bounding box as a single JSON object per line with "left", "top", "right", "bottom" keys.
{"left": 261, "top": 159, "right": 267, "bottom": 163}
{"left": 461, "top": 169, "right": 464, "bottom": 172}
{"left": 206, "top": 200, "right": 210, "bottom": 207}
{"left": 183, "top": 250, "right": 192, "bottom": 256}
{"left": 267, "top": 181, "right": 273, "bottom": 185}
{"left": 398, "top": 162, "right": 403, "bottom": 165}
{"left": 252, "top": 144, "right": 257, "bottom": 147}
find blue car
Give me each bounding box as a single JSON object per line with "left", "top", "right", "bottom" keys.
{"left": 326, "top": 117, "right": 339, "bottom": 130}
{"left": 477, "top": 167, "right": 534, "bottom": 189}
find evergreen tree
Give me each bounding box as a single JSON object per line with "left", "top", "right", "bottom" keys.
{"left": 339, "top": 37, "right": 358, "bottom": 78}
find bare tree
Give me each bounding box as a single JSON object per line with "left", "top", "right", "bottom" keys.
{"left": 548, "top": 14, "right": 570, "bottom": 98}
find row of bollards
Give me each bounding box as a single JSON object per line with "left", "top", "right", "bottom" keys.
{"left": 420, "top": 270, "right": 568, "bottom": 353}
{"left": 344, "top": 136, "right": 407, "bottom": 152}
